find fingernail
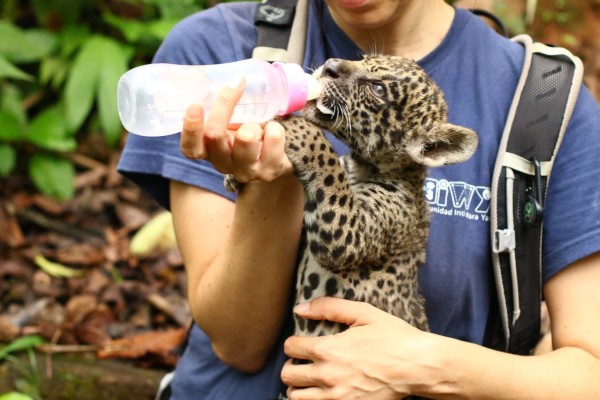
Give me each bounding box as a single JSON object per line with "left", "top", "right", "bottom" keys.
{"left": 226, "top": 75, "right": 245, "bottom": 89}
{"left": 293, "top": 302, "right": 309, "bottom": 314}
{"left": 186, "top": 104, "right": 203, "bottom": 120}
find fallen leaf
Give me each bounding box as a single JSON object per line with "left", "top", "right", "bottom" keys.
{"left": 97, "top": 327, "right": 188, "bottom": 367}
{"left": 0, "top": 316, "right": 21, "bottom": 342}
{"left": 34, "top": 253, "right": 85, "bottom": 278}
{"left": 129, "top": 211, "right": 176, "bottom": 258}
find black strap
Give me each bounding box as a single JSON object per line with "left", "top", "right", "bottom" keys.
{"left": 490, "top": 36, "right": 582, "bottom": 354}
{"left": 253, "top": 0, "right": 298, "bottom": 62}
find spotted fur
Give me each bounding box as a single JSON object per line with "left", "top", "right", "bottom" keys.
{"left": 225, "top": 55, "right": 478, "bottom": 337}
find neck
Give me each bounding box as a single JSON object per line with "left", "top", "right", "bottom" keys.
{"left": 327, "top": 0, "right": 455, "bottom": 60}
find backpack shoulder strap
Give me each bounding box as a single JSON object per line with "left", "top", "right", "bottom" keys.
{"left": 252, "top": 0, "right": 306, "bottom": 64}
{"left": 489, "top": 34, "right": 583, "bottom": 354}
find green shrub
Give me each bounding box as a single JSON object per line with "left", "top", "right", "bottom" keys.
{"left": 0, "top": 0, "right": 226, "bottom": 200}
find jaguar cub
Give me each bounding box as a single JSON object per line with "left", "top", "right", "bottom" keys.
{"left": 226, "top": 55, "right": 477, "bottom": 337}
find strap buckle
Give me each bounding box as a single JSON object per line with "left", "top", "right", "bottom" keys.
{"left": 493, "top": 229, "right": 516, "bottom": 253}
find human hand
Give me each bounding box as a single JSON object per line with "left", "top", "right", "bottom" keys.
{"left": 180, "top": 76, "right": 293, "bottom": 183}
{"left": 281, "top": 297, "right": 435, "bottom": 400}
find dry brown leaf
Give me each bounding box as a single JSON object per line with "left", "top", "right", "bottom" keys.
{"left": 0, "top": 315, "right": 21, "bottom": 342}
{"left": 97, "top": 327, "right": 188, "bottom": 367}
{"left": 54, "top": 242, "right": 104, "bottom": 266}
{"left": 75, "top": 304, "right": 115, "bottom": 345}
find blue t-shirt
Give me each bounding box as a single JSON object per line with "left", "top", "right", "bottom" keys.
{"left": 117, "top": 2, "right": 600, "bottom": 399}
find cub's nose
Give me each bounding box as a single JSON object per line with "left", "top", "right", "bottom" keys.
{"left": 322, "top": 58, "right": 345, "bottom": 79}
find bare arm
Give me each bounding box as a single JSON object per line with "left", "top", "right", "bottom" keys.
{"left": 170, "top": 77, "right": 304, "bottom": 373}
{"left": 282, "top": 252, "right": 600, "bottom": 399}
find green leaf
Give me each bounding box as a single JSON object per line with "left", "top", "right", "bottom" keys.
{"left": 0, "top": 55, "right": 34, "bottom": 81}
{"left": 39, "top": 56, "right": 69, "bottom": 89}
{"left": 28, "top": 154, "right": 75, "bottom": 200}
{"left": 0, "top": 22, "right": 56, "bottom": 63}
{"left": 102, "top": 13, "right": 147, "bottom": 43}
{"left": 0, "top": 335, "right": 45, "bottom": 361}
{"left": 58, "top": 25, "right": 91, "bottom": 58}
{"left": 0, "top": 143, "right": 17, "bottom": 177}
{"left": 0, "top": 109, "right": 24, "bottom": 141}
{"left": 146, "top": 19, "right": 180, "bottom": 41}
{"left": 27, "top": 106, "right": 76, "bottom": 152}
{"left": 64, "top": 36, "right": 105, "bottom": 133}
{"left": 65, "top": 35, "right": 132, "bottom": 142}
{"left": 1, "top": 83, "right": 27, "bottom": 128}
{"left": 0, "top": 392, "right": 35, "bottom": 400}
{"left": 97, "top": 40, "right": 130, "bottom": 146}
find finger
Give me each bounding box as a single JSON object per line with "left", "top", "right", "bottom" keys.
{"left": 281, "top": 359, "right": 320, "bottom": 388}
{"left": 260, "top": 121, "right": 293, "bottom": 176}
{"left": 231, "top": 122, "right": 263, "bottom": 166}
{"left": 180, "top": 104, "right": 206, "bottom": 159}
{"left": 293, "top": 297, "right": 376, "bottom": 327}
{"left": 284, "top": 335, "right": 324, "bottom": 361}
{"left": 287, "top": 386, "right": 327, "bottom": 400}
{"left": 203, "top": 76, "right": 245, "bottom": 161}
{"left": 205, "top": 75, "right": 245, "bottom": 136}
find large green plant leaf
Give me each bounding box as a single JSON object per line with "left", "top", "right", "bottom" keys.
{"left": 103, "top": 13, "right": 180, "bottom": 42}
{"left": 39, "top": 56, "right": 69, "bottom": 90}
{"left": 0, "top": 143, "right": 16, "bottom": 177}
{"left": 0, "top": 22, "right": 56, "bottom": 63}
{"left": 97, "top": 40, "right": 131, "bottom": 146}
{"left": 58, "top": 25, "right": 92, "bottom": 58}
{"left": 102, "top": 13, "right": 148, "bottom": 43}
{"left": 27, "top": 106, "right": 76, "bottom": 152}
{"left": 1, "top": 83, "right": 27, "bottom": 128}
{"left": 29, "top": 154, "right": 75, "bottom": 200}
{"left": 0, "top": 109, "right": 24, "bottom": 141}
{"left": 0, "top": 56, "right": 33, "bottom": 81}
{"left": 65, "top": 35, "right": 131, "bottom": 143}
{"left": 64, "top": 35, "right": 105, "bottom": 133}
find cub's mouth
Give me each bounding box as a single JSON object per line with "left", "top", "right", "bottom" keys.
{"left": 304, "top": 65, "right": 337, "bottom": 121}
{"left": 315, "top": 100, "right": 334, "bottom": 116}
{"left": 304, "top": 78, "right": 340, "bottom": 123}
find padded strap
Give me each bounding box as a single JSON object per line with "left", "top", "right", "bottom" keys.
{"left": 489, "top": 35, "right": 583, "bottom": 354}
{"left": 252, "top": 0, "right": 307, "bottom": 64}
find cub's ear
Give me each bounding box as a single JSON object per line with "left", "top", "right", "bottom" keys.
{"left": 406, "top": 122, "right": 478, "bottom": 167}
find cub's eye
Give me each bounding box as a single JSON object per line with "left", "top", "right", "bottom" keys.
{"left": 368, "top": 81, "right": 386, "bottom": 98}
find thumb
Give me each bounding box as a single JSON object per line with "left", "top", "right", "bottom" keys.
{"left": 294, "top": 297, "right": 376, "bottom": 327}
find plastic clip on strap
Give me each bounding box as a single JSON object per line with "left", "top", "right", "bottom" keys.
{"left": 489, "top": 35, "right": 583, "bottom": 354}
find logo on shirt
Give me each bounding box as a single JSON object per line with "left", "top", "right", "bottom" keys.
{"left": 424, "top": 178, "right": 490, "bottom": 222}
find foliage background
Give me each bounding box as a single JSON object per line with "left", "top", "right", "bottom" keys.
{"left": 0, "top": 0, "right": 239, "bottom": 200}
{"left": 0, "top": 0, "right": 598, "bottom": 201}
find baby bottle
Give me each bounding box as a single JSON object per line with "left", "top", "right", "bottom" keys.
{"left": 117, "top": 59, "right": 322, "bottom": 137}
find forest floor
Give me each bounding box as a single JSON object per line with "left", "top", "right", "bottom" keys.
{"left": 1, "top": 1, "right": 599, "bottom": 399}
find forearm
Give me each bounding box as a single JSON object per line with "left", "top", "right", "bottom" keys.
{"left": 193, "top": 175, "right": 304, "bottom": 371}
{"left": 418, "top": 334, "right": 600, "bottom": 399}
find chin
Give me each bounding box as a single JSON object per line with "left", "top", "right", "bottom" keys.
{"left": 325, "top": 0, "right": 403, "bottom": 30}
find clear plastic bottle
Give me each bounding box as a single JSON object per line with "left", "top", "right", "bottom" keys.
{"left": 117, "top": 59, "right": 322, "bottom": 137}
